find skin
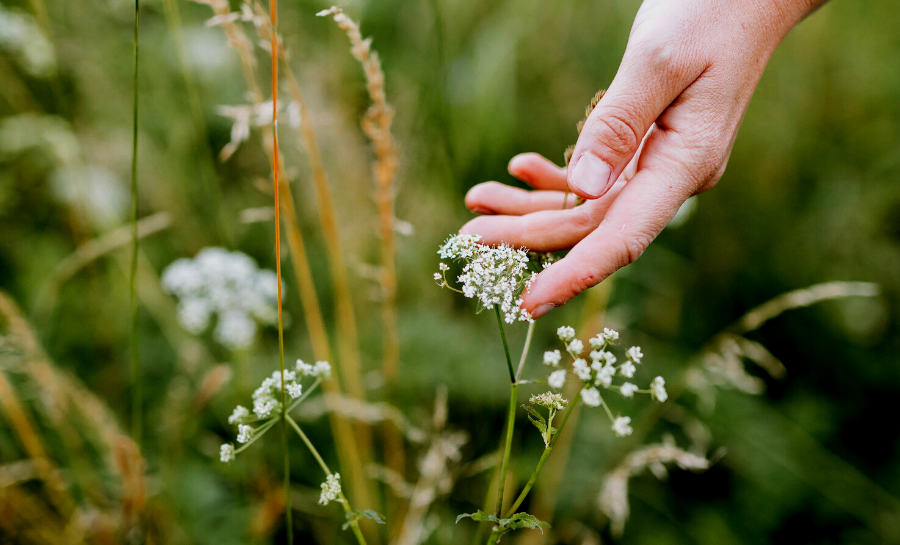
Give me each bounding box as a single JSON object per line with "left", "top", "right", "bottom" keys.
{"left": 461, "top": 0, "right": 824, "bottom": 319}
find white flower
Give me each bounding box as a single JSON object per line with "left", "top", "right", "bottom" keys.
{"left": 557, "top": 326, "right": 575, "bottom": 342}
{"left": 296, "top": 359, "right": 315, "bottom": 376}
{"left": 590, "top": 350, "right": 616, "bottom": 366}
{"left": 220, "top": 443, "right": 235, "bottom": 463}
{"left": 619, "top": 382, "right": 638, "bottom": 398}
{"left": 572, "top": 359, "right": 592, "bottom": 381}
{"left": 619, "top": 361, "right": 636, "bottom": 379}
{"left": 228, "top": 405, "right": 250, "bottom": 425}
{"left": 438, "top": 234, "right": 481, "bottom": 259}
{"left": 589, "top": 334, "right": 606, "bottom": 350}
{"left": 287, "top": 382, "right": 303, "bottom": 399}
{"left": 237, "top": 424, "right": 253, "bottom": 444}
{"left": 319, "top": 473, "right": 342, "bottom": 505}
{"left": 595, "top": 365, "right": 615, "bottom": 388}
{"left": 439, "top": 262, "right": 449, "bottom": 271}
{"left": 313, "top": 361, "right": 332, "bottom": 380}
{"left": 548, "top": 369, "right": 567, "bottom": 389}
{"left": 161, "top": 248, "right": 282, "bottom": 350}
{"left": 253, "top": 397, "right": 279, "bottom": 419}
{"left": 433, "top": 272, "right": 442, "bottom": 281}
{"left": 603, "top": 328, "right": 619, "bottom": 342}
{"left": 543, "top": 350, "right": 562, "bottom": 367}
{"left": 626, "top": 346, "right": 643, "bottom": 363}
{"left": 530, "top": 392, "right": 567, "bottom": 411}
{"left": 581, "top": 387, "right": 601, "bottom": 407}
{"left": 651, "top": 376, "right": 667, "bottom": 402}
{"left": 567, "top": 339, "right": 584, "bottom": 355}
{"left": 612, "top": 416, "right": 633, "bottom": 437}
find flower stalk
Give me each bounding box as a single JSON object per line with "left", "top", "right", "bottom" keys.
{"left": 129, "top": 0, "right": 141, "bottom": 447}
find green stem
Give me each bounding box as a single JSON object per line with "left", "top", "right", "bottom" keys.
{"left": 514, "top": 320, "right": 535, "bottom": 381}
{"left": 487, "top": 529, "right": 502, "bottom": 545}
{"left": 504, "top": 398, "right": 579, "bottom": 518}
{"left": 494, "top": 307, "right": 515, "bottom": 383}
{"left": 494, "top": 382, "right": 518, "bottom": 517}
{"left": 129, "top": 0, "right": 141, "bottom": 447}
{"left": 286, "top": 416, "right": 367, "bottom": 545}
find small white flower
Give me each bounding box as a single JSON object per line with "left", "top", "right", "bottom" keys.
{"left": 228, "top": 405, "right": 250, "bottom": 425}
{"left": 619, "top": 361, "right": 636, "bottom": 379}
{"left": 296, "top": 359, "right": 315, "bottom": 376}
{"left": 619, "top": 382, "right": 638, "bottom": 398}
{"left": 572, "top": 359, "right": 592, "bottom": 381}
{"left": 319, "top": 473, "right": 342, "bottom": 505}
{"left": 581, "top": 387, "right": 601, "bottom": 407}
{"left": 439, "top": 262, "right": 449, "bottom": 271}
{"left": 237, "top": 424, "right": 253, "bottom": 444}
{"left": 651, "top": 376, "right": 667, "bottom": 402}
{"left": 612, "top": 416, "right": 633, "bottom": 437}
{"left": 530, "top": 391, "right": 568, "bottom": 411}
{"left": 543, "top": 350, "right": 562, "bottom": 367}
{"left": 589, "top": 334, "right": 606, "bottom": 350}
{"left": 603, "top": 328, "right": 619, "bottom": 342}
{"left": 313, "top": 361, "right": 332, "bottom": 380}
{"left": 595, "top": 365, "right": 614, "bottom": 388}
{"left": 220, "top": 443, "right": 235, "bottom": 463}
{"left": 557, "top": 326, "right": 575, "bottom": 342}
{"left": 626, "top": 346, "right": 643, "bottom": 363}
{"left": 590, "top": 350, "right": 616, "bottom": 366}
{"left": 434, "top": 272, "right": 442, "bottom": 281}
{"left": 567, "top": 339, "right": 584, "bottom": 355}
{"left": 287, "top": 382, "right": 303, "bottom": 399}
{"left": 548, "top": 369, "right": 567, "bottom": 389}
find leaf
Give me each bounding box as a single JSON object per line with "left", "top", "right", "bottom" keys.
{"left": 343, "top": 509, "right": 386, "bottom": 530}
{"left": 522, "top": 405, "right": 547, "bottom": 434}
{"left": 456, "top": 510, "right": 500, "bottom": 525}
{"left": 506, "top": 512, "right": 550, "bottom": 533}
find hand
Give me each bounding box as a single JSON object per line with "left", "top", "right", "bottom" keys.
{"left": 461, "top": 0, "right": 821, "bottom": 319}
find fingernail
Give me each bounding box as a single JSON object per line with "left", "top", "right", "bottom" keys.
{"left": 532, "top": 303, "right": 555, "bottom": 319}
{"left": 570, "top": 152, "right": 612, "bottom": 198}
{"left": 471, "top": 206, "right": 493, "bottom": 215}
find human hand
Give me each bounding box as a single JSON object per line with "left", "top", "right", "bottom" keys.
{"left": 461, "top": 0, "right": 822, "bottom": 319}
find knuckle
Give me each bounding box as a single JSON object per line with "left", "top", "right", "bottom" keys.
{"left": 589, "top": 107, "right": 643, "bottom": 158}
{"left": 616, "top": 233, "right": 653, "bottom": 268}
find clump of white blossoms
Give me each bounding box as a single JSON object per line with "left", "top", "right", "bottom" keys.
{"left": 526, "top": 392, "right": 569, "bottom": 447}
{"left": 435, "top": 234, "right": 536, "bottom": 323}
{"left": 220, "top": 358, "right": 332, "bottom": 463}
{"left": 541, "top": 326, "right": 666, "bottom": 437}
{"left": 161, "top": 247, "right": 282, "bottom": 350}
{"left": 319, "top": 473, "right": 343, "bottom": 505}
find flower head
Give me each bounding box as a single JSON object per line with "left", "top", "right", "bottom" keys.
{"left": 626, "top": 346, "right": 643, "bottom": 363}
{"left": 619, "top": 382, "right": 638, "bottom": 398}
{"left": 237, "top": 424, "right": 253, "bottom": 444}
{"left": 319, "top": 473, "right": 342, "bottom": 505}
{"left": 581, "top": 387, "right": 601, "bottom": 407}
{"left": 557, "top": 326, "right": 575, "bottom": 342}
{"left": 548, "top": 369, "right": 567, "bottom": 389}
{"left": 287, "top": 382, "right": 303, "bottom": 399}
{"left": 619, "top": 361, "right": 636, "bottom": 379}
{"left": 530, "top": 392, "right": 567, "bottom": 411}
{"left": 612, "top": 416, "right": 633, "bottom": 437}
{"left": 567, "top": 339, "right": 584, "bottom": 355}
{"left": 228, "top": 405, "right": 250, "bottom": 425}
{"left": 543, "top": 350, "right": 562, "bottom": 367}
{"left": 650, "top": 376, "right": 667, "bottom": 402}
{"left": 220, "top": 443, "right": 235, "bottom": 463}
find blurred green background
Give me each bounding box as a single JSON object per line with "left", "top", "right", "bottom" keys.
{"left": 0, "top": 0, "right": 899, "bottom": 543}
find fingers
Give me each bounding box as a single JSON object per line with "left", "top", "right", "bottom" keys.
{"left": 460, "top": 181, "right": 625, "bottom": 251}
{"left": 523, "top": 130, "right": 698, "bottom": 318}
{"left": 465, "top": 182, "right": 576, "bottom": 216}
{"left": 508, "top": 153, "right": 569, "bottom": 191}
{"left": 566, "top": 33, "right": 706, "bottom": 200}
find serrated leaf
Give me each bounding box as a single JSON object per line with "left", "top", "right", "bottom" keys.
{"left": 505, "top": 512, "right": 550, "bottom": 533}
{"left": 456, "top": 510, "right": 499, "bottom": 524}
{"left": 343, "top": 509, "right": 386, "bottom": 530}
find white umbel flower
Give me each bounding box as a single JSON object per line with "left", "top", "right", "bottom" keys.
{"left": 313, "top": 361, "right": 332, "bottom": 380}
{"left": 228, "top": 405, "right": 250, "bottom": 425}
{"left": 650, "top": 376, "right": 668, "bottom": 402}
{"left": 319, "top": 473, "right": 342, "bottom": 505}
{"left": 543, "top": 350, "right": 562, "bottom": 367}
{"left": 287, "top": 382, "right": 303, "bottom": 399}
{"left": 619, "top": 382, "right": 638, "bottom": 398}
{"left": 530, "top": 392, "right": 567, "bottom": 411}
{"left": 573, "top": 359, "right": 592, "bottom": 381}
{"left": 619, "top": 361, "right": 636, "bottom": 379}
{"left": 548, "top": 369, "right": 567, "bottom": 389}
{"left": 220, "top": 443, "right": 235, "bottom": 462}
{"left": 237, "top": 424, "right": 253, "bottom": 444}
{"left": 626, "top": 346, "right": 643, "bottom": 363}
{"left": 612, "top": 416, "right": 633, "bottom": 437}
{"left": 557, "top": 326, "right": 575, "bottom": 342}
{"left": 567, "top": 339, "right": 584, "bottom": 355}
{"left": 581, "top": 387, "right": 601, "bottom": 407}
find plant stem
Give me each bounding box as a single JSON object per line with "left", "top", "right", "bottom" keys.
{"left": 494, "top": 307, "right": 515, "bottom": 383}
{"left": 129, "top": 0, "right": 141, "bottom": 448}
{"left": 269, "top": 1, "right": 292, "bottom": 541}
{"left": 494, "top": 382, "right": 518, "bottom": 517}
{"left": 514, "top": 321, "right": 535, "bottom": 382}
{"left": 286, "top": 416, "right": 368, "bottom": 545}
{"left": 504, "top": 398, "right": 579, "bottom": 518}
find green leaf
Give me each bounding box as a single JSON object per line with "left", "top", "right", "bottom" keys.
{"left": 456, "top": 510, "right": 500, "bottom": 524}
{"left": 522, "top": 405, "right": 547, "bottom": 434}
{"left": 343, "top": 509, "right": 386, "bottom": 530}
{"left": 506, "top": 512, "right": 550, "bottom": 533}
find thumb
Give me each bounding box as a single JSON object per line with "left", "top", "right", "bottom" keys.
{"left": 568, "top": 45, "right": 702, "bottom": 199}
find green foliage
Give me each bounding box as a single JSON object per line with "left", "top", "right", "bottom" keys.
{"left": 343, "top": 509, "right": 386, "bottom": 530}
{"left": 456, "top": 510, "right": 549, "bottom": 536}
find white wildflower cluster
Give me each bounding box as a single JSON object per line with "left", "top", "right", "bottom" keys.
{"left": 319, "top": 473, "right": 343, "bottom": 505}
{"left": 529, "top": 392, "right": 567, "bottom": 411}
{"left": 436, "top": 234, "right": 536, "bottom": 323}
{"left": 541, "top": 326, "right": 667, "bottom": 437}
{"left": 219, "top": 358, "right": 331, "bottom": 463}
{"left": 161, "top": 247, "right": 282, "bottom": 350}
{"left": 526, "top": 391, "right": 569, "bottom": 447}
